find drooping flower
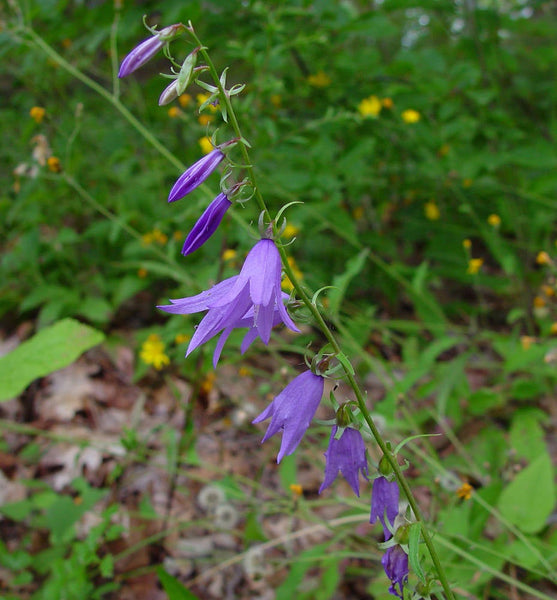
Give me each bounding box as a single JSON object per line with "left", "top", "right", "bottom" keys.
{"left": 381, "top": 545, "right": 409, "bottom": 598}
{"left": 158, "top": 239, "right": 299, "bottom": 366}
{"left": 181, "top": 193, "right": 231, "bottom": 256}
{"left": 319, "top": 426, "right": 368, "bottom": 496}
{"left": 370, "top": 476, "right": 400, "bottom": 540}
{"left": 253, "top": 370, "right": 324, "bottom": 462}
{"left": 168, "top": 149, "right": 224, "bottom": 202}
{"left": 118, "top": 24, "right": 184, "bottom": 78}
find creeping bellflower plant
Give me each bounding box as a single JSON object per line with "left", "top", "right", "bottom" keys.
{"left": 119, "top": 20, "right": 456, "bottom": 599}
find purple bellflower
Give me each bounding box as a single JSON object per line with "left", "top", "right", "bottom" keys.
{"left": 319, "top": 426, "right": 368, "bottom": 496}
{"left": 181, "top": 193, "right": 231, "bottom": 256}
{"left": 118, "top": 24, "right": 184, "bottom": 78}
{"left": 158, "top": 239, "right": 299, "bottom": 366}
{"left": 168, "top": 149, "right": 224, "bottom": 203}
{"left": 370, "top": 476, "right": 400, "bottom": 540}
{"left": 381, "top": 545, "right": 409, "bottom": 598}
{"left": 253, "top": 370, "right": 324, "bottom": 462}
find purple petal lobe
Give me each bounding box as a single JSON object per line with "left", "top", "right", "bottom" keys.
{"left": 370, "top": 477, "right": 400, "bottom": 540}
{"left": 182, "top": 193, "right": 231, "bottom": 256}
{"left": 381, "top": 545, "right": 408, "bottom": 598}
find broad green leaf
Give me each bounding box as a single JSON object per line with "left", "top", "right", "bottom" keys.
{"left": 157, "top": 567, "right": 200, "bottom": 600}
{"left": 0, "top": 318, "right": 104, "bottom": 401}
{"left": 497, "top": 452, "right": 556, "bottom": 533}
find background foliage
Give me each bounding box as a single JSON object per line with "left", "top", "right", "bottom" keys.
{"left": 1, "top": 0, "right": 556, "bottom": 598}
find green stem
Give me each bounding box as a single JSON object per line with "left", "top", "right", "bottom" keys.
{"left": 190, "top": 27, "right": 455, "bottom": 600}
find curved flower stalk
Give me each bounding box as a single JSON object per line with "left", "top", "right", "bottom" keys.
{"left": 181, "top": 192, "right": 231, "bottom": 255}
{"left": 253, "top": 370, "right": 324, "bottom": 462}
{"left": 118, "top": 24, "right": 185, "bottom": 78}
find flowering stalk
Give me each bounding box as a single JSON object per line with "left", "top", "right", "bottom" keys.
{"left": 187, "top": 24, "right": 455, "bottom": 600}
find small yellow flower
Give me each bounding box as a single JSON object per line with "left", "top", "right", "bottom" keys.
{"left": 270, "top": 94, "right": 282, "bottom": 107}
{"left": 456, "top": 482, "right": 473, "bottom": 501}
{"left": 198, "top": 136, "right": 213, "bottom": 154}
{"left": 175, "top": 333, "right": 190, "bottom": 345}
{"left": 30, "top": 106, "right": 46, "bottom": 123}
{"left": 401, "top": 109, "right": 420, "bottom": 124}
{"left": 140, "top": 334, "right": 170, "bottom": 370}
{"left": 282, "top": 223, "right": 299, "bottom": 239}
{"left": 307, "top": 71, "right": 331, "bottom": 87}
{"left": 238, "top": 366, "right": 252, "bottom": 377}
{"left": 358, "top": 95, "right": 382, "bottom": 118}
{"left": 282, "top": 256, "right": 303, "bottom": 292}
{"left": 173, "top": 230, "right": 183, "bottom": 241}
{"left": 289, "top": 483, "right": 303, "bottom": 496}
{"left": 462, "top": 239, "right": 472, "bottom": 250}
{"left": 178, "top": 93, "right": 192, "bottom": 108}
{"left": 542, "top": 285, "right": 555, "bottom": 297}
{"left": 137, "top": 268, "right": 148, "bottom": 278}
{"left": 438, "top": 143, "right": 450, "bottom": 157}
{"left": 536, "top": 251, "right": 551, "bottom": 265}
{"left": 467, "top": 258, "right": 483, "bottom": 274}
{"left": 197, "top": 93, "right": 218, "bottom": 112}
{"left": 168, "top": 106, "right": 181, "bottom": 118}
{"left": 381, "top": 97, "right": 393, "bottom": 109}
{"left": 462, "top": 178, "right": 473, "bottom": 188}
{"left": 352, "top": 206, "right": 365, "bottom": 221}
{"left": 520, "top": 336, "right": 536, "bottom": 351}
{"left": 424, "top": 201, "right": 440, "bottom": 221}
{"left": 47, "top": 156, "right": 62, "bottom": 173}
{"left": 533, "top": 296, "right": 546, "bottom": 308}
{"left": 550, "top": 323, "right": 557, "bottom": 336}
{"left": 487, "top": 214, "right": 501, "bottom": 227}
{"left": 198, "top": 114, "right": 214, "bottom": 126}
{"left": 200, "top": 372, "right": 215, "bottom": 394}
{"left": 61, "top": 38, "right": 72, "bottom": 49}
{"left": 222, "top": 249, "right": 237, "bottom": 261}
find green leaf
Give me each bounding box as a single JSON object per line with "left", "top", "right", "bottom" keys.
{"left": 408, "top": 523, "right": 426, "bottom": 584}
{"left": 0, "top": 318, "right": 104, "bottom": 402}
{"left": 497, "top": 452, "right": 556, "bottom": 533}
{"left": 156, "top": 567, "right": 200, "bottom": 600}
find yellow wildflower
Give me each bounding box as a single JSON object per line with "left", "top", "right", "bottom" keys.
{"left": 178, "top": 93, "right": 192, "bottom": 108}
{"left": 533, "top": 296, "right": 546, "bottom": 308}
{"left": 542, "top": 285, "right": 555, "bottom": 297}
{"left": 197, "top": 93, "right": 218, "bottom": 112}
{"left": 61, "top": 38, "right": 72, "bottom": 49}
{"left": 289, "top": 483, "right": 303, "bottom": 496}
{"left": 198, "top": 136, "right": 213, "bottom": 154}
{"left": 198, "top": 114, "right": 214, "bottom": 126}
{"left": 47, "top": 156, "right": 62, "bottom": 173}
{"left": 550, "top": 323, "right": 557, "bottom": 336}
{"left": 137, "top": 268, "right": 148, "bottom": 278}
{"left": 238, "top": 366, "right": 252, "bottom": 377}
{"left": 282, "top": 223, "right": 299, "bottom": 239}
{"left": 381, "top": 97, "right": 393, "bottom": 109}
{"left": 168, "top": 106, "right": 180, "bottom": 118}
{"left": 424, "top": 201, "right": 440, "bottom": 221}
{"left": 352, "top": 206, "right": 365, "bottom": 221}
{"left": 462, "top": 178, "right": 473, "bottom": 188}
{"left": 174, "top": 333, "right": 190, "bottom": 345}
{"left": 282, "top": 256, "right": 303, "bottom": 292}
{"left": 467, "top": 258, "right": 483, "bottom": 274}
{"left": 30, "top": 106, "right": 46, "bottom": 123}
{"left": 307, "top": 71, "right": 331, "bottom": 87}
{"left": 140, "top": 334, "right": 170, "bottom": 370}
{"left": 200, "top": 372, "right": 215, "bottom": 394}
{"left": 270, "top": 94, "right": 282, "bottom": 107}
{"left": 520, "top": 336, "right": 536, "bottom": 351}
{"left": 456, "top": 482, "right": 473, "bottom": 501}
{"left": 173, "top": 230, "right": 183, "bottom": 241}
{"left": 536, "top": 251, "right": 551, "bottom": 265}
{"left": 222, "top": 249, "right": 237, "bottom": 261}
{"left": 438, "top": 143, "right": 450, "bottom": 157}
{"left": 487, "top": 214, "right": 501, "bottom": 227}
{"left": 358, "top": 95, "right": 381, "bottom": 118}
{"left": 401, "top": 109, "right": 420, "bottom": 123}
{"left": 462, "top": 239, "right": 472, "bottom": 250}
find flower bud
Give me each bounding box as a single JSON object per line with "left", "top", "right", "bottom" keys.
{"left": 378, "top": 454, "right": 393, "bottom": 477}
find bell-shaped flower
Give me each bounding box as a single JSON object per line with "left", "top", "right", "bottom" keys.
{"left": 319, "top": 426, "right": 368, "bottom": 496}
{"left": 181, "top": 193, "right": 231, "bottom": 256}
{"left": 253, "top": 370, "right": 324, "bottom": 462}
{"left": 168, "top": 149, "right": 224, "bottom": 203}
{"left": 370, "top": 476, "right": 400, "bottom": 540}
{"left": 158, "top": 239, "right": 299, "bottom": 366}
{"left": 118, "top": 24, "right": 184, "bottom": 78}
{"left": 381, "top": 545, "right": 408, "bottom": 598}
